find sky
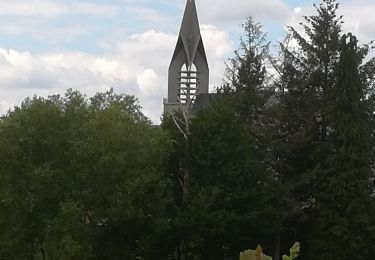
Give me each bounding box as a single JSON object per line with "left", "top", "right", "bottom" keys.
{"left": 0, "top": 0, "right": 374, "bottom": 123}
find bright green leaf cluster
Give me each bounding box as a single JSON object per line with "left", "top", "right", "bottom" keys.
{"left": 282, "top": 242, "right": 300, "bottom": 260}
{"left": 240, "top": 245, "right": 272, "bottom": 260}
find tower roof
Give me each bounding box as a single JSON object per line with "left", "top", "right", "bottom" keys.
{"left": 171, "top": 0, "right": 206, "bottom": 68}
{"left": 165, "top": 0, "right": 210, "bottom": 114}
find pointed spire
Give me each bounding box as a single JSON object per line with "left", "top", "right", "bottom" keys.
{"left": 165, "top": 0, "right": 209, "bottom": 113}
{"left": 179, "top": 0, "right": 201, "bottom": 67}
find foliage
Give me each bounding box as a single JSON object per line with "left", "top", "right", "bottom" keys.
{"left": 271, "top": 1, "right": 375, "bottom": 258}
{"left": 224, "top": 1, "right": 375, "bottom": 259}
{"left": 307, "top": 34, "right": 375, "bottom": 260}
{"left": 239, "top": 242, "right": 299, "bottom": 260}
{"left": 1, "top": 1, "right": 375, "bottom": 259}
{"left": 163, "top": 97, "right": 277, "bottom": 259}
{"left": 269, "top": 0, "right": 352, "bottom": 257}
{"left": 282, "top": 242, "right": 300, "bottom": 260}
{"left": 0, "top": 89, "right": 172, "bottom": 259}
{"left": 224, "top": 17, "right": 271, "bottom": 125}
{"left": 240, "top": 245, "right": 272, "bottom": 260}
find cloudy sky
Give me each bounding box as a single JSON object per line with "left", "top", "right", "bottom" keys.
{"left": 0, "top": 0, "right": 374, "bottom": 122}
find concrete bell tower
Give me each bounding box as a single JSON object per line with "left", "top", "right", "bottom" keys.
{"left": 164, "top": 0, "right": 209, "bottom": 114}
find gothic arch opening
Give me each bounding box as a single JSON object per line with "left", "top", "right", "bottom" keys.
{"left": 178, "top": 63, "right": 199, "bottom": 105}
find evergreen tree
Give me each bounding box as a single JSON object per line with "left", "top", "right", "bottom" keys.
{"left": 190, "top": 97, "right": 277, "bottom": 259}
{"left": 162, "top": 97, "right": 277, "bottom": 259}
{"left": 223, "top": 18, "right": 274, "bottom": 167}
{"left": 308, "top": 34, "right": 375, "bottom": 260}
{"left": 270, "top": 1, "right": 344, "bottom": 257}
{"left": 224, "top": 17, "right": 271, "bottom": 126}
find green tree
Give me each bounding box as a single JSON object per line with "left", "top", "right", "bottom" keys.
{"left": 192, "top": 97, "right": 277, "bottom": 259}
{"left": 163, "top": 97, "right": 277, "bottom": 259}
{"left": 0, "top": 97, "right": 68, "bottom": 259}
{"left": 273, "top": 1, "right": 375, "bottom": 258}
{"left": 269, "top": 1, "right": 345, "bottom": 257}
{"left": 224, "top": 17, "right": 271, "bottom": 126}
{"left": 0, "top": 89, "right": 172, "bottom": 259}
{"left": 308, "top": 34, "right": 375, "bottom": 260}
{"left": 223, "top": 18, "right": 274, "bottom": 168}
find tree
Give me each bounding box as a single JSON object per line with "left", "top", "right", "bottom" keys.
{"left": 163, "top": 97, "right": 277, "bottom": 259}
{"left": 223, "top": 18, "right": 274, "bottom": 166}
{"left": 271, "top": 0, "right": 375, "bottom": 254}
{"left": 269, "top": 1, "right": 345, "bottom": 257}
{"left": 224, "top": 17, "right": 271, "bottom": 126}
{"left": 0, "top": 96, "right": 68, "bottom": 259}
{"left": 308, "top": 34, "right": 375, "bottom": 260}
{"left": 0, "top": 89, "right": 173, "bottom": 259}
{"left": 191, "top": 97, "right": 277, "bottom": 258}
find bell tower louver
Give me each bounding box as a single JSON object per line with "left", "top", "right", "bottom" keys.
{"left": 164, "top": 0, "right": 209, "bottom": 114}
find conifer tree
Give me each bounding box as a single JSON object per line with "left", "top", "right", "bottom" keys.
{"left": 270, "top": 0, "right": 344, "bottom": 257}
{"left": 223, "top": 18, "right": 281, "bottom": 257}
{"left": 308, "top": 34, "right": 375, "bottom": 260}
{"left": 224, "top": 17, "right": 271, "bottom": 126}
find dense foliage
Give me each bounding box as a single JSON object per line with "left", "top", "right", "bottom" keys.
{"left": 162, "top": 97, "right": 277, "bottom": 259}
{"left": 0, "top": 90, "right": 173, "bottom": 259}
{"left": 308, "top": 34, "right": 375, "bottom": 260}
{"left": 0, "top": 1, "right": 374, "bottom": 259}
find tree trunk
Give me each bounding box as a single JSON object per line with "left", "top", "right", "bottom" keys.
{"left": 172, "top": 110, "right": 192, "bottom": 260}
{"left": 274, "top": 230, "right": 281, "bottom": 260}
{"left": 182, "top": 168, "right": 190, "bottom": 204}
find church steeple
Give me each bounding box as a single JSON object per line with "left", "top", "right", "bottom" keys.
{"left": 178, "top": 0, "right": 203, "bottom": 67}
{"left": 164, "top": 0, "right": 209, "bottom": 113}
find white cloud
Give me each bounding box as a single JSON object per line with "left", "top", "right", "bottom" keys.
{"left": 0, "top": 0, "right": 68, "bottom": 18}
{"left": 92, "top": 58, "right": 121, "bottom": 79}
{"left": 196, "top": 0, "right": 291, "bottom": 26}
{"left": 0, "top": 0, "right": 119, "bottom": 18}
{"left": 0, "top": 25, "right": 232, "bottom": 123}
{"left": 201, "top": 25, "right": 232, "bottom": 59}
{"left": 339, "top": 0, "right": 375, "bottom": 43}
{"left": 286, "top": 0, "right": 375, "bottom": 44}
{"left": 126, "top": 6, "right": 169, "bottom": 23}
{"left": 201, "top": 25, "right": 233, "bottom": 89}
{"left": 130, "top": 0, "right": 291, "bottom": 31}
{"left": 73, "top": 2, "right": 119, "bottom": 17}
{"left": 0, "top": 18, "right": 92, "bottom": 44}
{"left": 0, "top": 1, "right": 118, "bottom": 45}
{"left": 137, "top": 69, "right": 163, "bottom": 97}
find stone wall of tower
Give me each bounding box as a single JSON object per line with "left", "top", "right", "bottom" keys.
{"left": 163, "top": 0, "right": 209, "bottom": 115}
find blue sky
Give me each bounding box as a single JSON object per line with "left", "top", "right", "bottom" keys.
{"left": 0, "top": 0, "right": 306, "bottom": 52}
{"left": 0, "top": 0, "right": 374, "bottom": 122}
